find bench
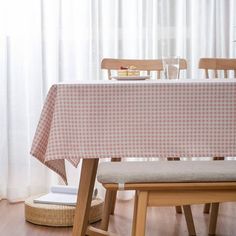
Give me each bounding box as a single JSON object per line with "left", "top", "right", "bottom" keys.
{"left": 97, "top": 160, "right": 236, "bottom": 236}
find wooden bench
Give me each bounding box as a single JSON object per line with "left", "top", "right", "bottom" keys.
{"left": 97, "top": 160, "right": 236, "bottom": 236}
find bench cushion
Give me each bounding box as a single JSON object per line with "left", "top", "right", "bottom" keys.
{"left": 97, "top": 160, "right": 236, "bottom": 184}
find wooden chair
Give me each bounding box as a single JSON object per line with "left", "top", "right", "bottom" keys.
{"left": 199, "top": 58, "right": 236, "bottom": 78}
{"left": 97, "top": 160, "right": 236, "bottom": 236}
{"left": 199, "top": 58, "right": 236, "bottom": 213}
{"left": 101, "top": 58, "right": 187, "bottom": 80}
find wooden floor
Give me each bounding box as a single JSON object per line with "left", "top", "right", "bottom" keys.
{"left": 0, "top": 199, "right": 236, "bottom": 236}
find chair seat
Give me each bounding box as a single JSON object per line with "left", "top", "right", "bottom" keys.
{"left": 97, "top": 160, "right": 236, "bottom": 184}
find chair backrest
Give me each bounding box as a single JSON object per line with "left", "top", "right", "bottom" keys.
{"left": 101, "top": 58, "right": 187, "bottom": 79}
{"left": 198, "top": 58, "right": 236, "bottom": 78}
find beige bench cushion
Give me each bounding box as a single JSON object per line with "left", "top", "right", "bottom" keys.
{"left": 97, "top": 160, "right": 236, "bottom": 184}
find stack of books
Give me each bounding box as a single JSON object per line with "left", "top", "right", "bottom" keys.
{"left": 34, "top": 185, "right": 98, "bottom": 206}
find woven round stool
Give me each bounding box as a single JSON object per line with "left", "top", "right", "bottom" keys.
{"left": 25, "top": 196, "right": 103, "bottom": 227}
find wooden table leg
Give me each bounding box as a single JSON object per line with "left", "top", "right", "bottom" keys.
{"left": 72, "top": 158, "right": 99, "bottom": 236}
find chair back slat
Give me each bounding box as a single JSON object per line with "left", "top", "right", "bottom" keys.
{"left": 205, "top": 69, "right": 209, "bottom": 78}
{"left": 214, "top": 70, "right": 218, "bottom": 78}
{"left": 224, "top": 70, "right": 228, "bottom": 78}
{"left": 108, "top": 70, "right": 111, "bottom": 80}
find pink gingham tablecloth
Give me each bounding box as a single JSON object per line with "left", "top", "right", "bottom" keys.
{"left": 30, "top": 80, "right": 236, "bottom": 183}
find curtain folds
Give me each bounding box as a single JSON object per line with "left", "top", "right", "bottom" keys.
{"left": 0, "top": 0, "right": 235, "bottom": 202}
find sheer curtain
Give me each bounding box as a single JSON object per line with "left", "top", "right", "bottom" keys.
{"left": 0, "top": 0, "right": 235, "bottom": 202}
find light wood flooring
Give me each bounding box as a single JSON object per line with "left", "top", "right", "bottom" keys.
{"left": 0, "top": 199, "right": 236, "bottom": 236}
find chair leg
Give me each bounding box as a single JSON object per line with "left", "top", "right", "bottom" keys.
{"left": 175, "top": 206, "right": 182, "bottom": 214}
{"left": 135, "top": 191, "right": 148, "bottom": 236}
{"left": 100, "top": 189, "right": 114, "bottom": 231}
{"left": 109, "top": 158, "right": 121, "bottom": 215}
{"left": 213, "top": 157, "right": 224, "bottom": 161}
{"left": 167, "top": 157, "right": 181, "bottom": 161}
{"left": 208, "top": 203, "right": 219, "bottom": 236}
{"left": 203, "top": 157, "right": 223, "bottom": 214}
{"left": 131, "top": 191, "right": 138, "bottom": 236}
{"left": 183, "top": 205, "right": 196, "bottom": 236}
{"left": 204, "top": 203, "right": 211, "bottom": 214}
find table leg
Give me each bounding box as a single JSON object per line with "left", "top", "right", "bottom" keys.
{"left": 72, "top": 158, "right": 99, "bottom": 236}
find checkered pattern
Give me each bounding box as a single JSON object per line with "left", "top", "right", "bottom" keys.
{"left": 30, "top": 82, "right": 236, "bottom": 183}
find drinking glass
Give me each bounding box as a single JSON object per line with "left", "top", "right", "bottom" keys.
{"left": 162, "top": 57, "right": 180, "bottom": 79}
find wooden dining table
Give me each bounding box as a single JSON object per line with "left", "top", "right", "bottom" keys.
{"left": 30, "top": 79, "right": 236, "bottom": 236}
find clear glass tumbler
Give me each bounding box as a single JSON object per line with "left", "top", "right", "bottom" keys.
{"left": 162, "top": 57, "right": 180, "bottom": 79}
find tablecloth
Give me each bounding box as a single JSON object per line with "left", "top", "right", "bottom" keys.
{"left": 30, "top": 80, "right": 236, "bottom": 182}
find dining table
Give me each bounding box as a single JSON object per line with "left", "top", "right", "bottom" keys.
{"left": 30, "top": 78, "right": 236, "bottom": 236}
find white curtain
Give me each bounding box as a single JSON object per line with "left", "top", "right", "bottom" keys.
{"left": 0, "top": 0, "right": 236, "bottom": 202}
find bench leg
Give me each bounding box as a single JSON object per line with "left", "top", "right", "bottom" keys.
{"left": 100, "top": 189, "right": 114, "bottom": 231}
{"left": 208, "top": 203, "right": 219, "bottom": 236}
{"left": 131, "top": 191, "right": 138, "bottom": 236}
{"left": 183, "top": 205, "right": 196, "bottom": 236}
{"left": 135, "top": 191, "right": 148, "bottom": 236}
